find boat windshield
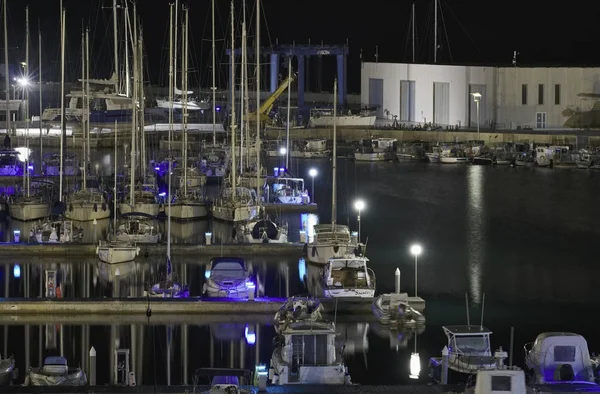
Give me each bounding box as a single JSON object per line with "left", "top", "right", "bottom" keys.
{"left": 454, "top": 335, "right": 490, "bottom": 354}
{"left": 210, "top": 260, "right": 246, "bottom": 279}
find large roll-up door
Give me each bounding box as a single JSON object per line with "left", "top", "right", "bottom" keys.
{"left": 433, "top": 82, "right": 449, "bottom": 126}
{"left": 469, "top": 84, "right": 486, "bottom": 128}
{"left": 400, "top": 80, "right": 416, "bottom": 122}
{"left": 369, "top": 78, "right": 384, "bottom": 118}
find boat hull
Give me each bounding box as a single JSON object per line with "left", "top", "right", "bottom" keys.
{"left": 44, "top": 166, "right": 79, "bottom": 176}
{"left": 239, "top": 232, "right": 288, "bottom": 244}
{"left": 323, "top": 288, "right": 375, "bottom": 298}
{"left": 270, "top": 351, "right": 347, "bottom": 385}
{"left": 290, "top": 150, "right": 330, "bottom": 159}
{"left": 440, "top": 156, "right": 468, "bottom": 164}
{"left": 426, "top": 153, "right": 440, "bottom": 163}
{"left": 9, "top": 202, "right": 50, "bottom": 221}
{"left": 116, "top": 234, "right": 159, "bottom": 244}
{"left": 354, "top": 152, "right": 395, "bottom": 161}
{"left": 212, "top": 204, "right": 258, "bottom": 223}
{"left": 307, "top": 243, "right": 357, "bottom": 265}
{"left": 26, "top": 370, "right": 87, "bottom": 386}
{"left": 97, "top": 246, "right": 140, "bottom": 264}
{"left": 167, "top": 203, "right": 209, "bottom": 220}
{"left": 119, "top": 203, "right": 160, "bottom": 217}
{"left": 203, "top": 281, "right": 249, "bottom": 298}
{"left": 64, "top": 204, "right": 111, "bottom": 221}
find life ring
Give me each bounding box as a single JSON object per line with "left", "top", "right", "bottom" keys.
{"left": 102, "top": 203, "right": 107, "bottom": 211}
{"left": 93, "top": 203, "right": 98, "bottom": 212}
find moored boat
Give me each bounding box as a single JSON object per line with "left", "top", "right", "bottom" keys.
{"left": 203, "top": 257, "right": 253, "bottom": 298}
{"left": 96, "top": 240, "right": 140, "bottom": 264}
{"left": 25, "top": 356, "right": 87, "bottom": 386}
{"left": 320, "top": 255, "right": 376, "bottom": 298}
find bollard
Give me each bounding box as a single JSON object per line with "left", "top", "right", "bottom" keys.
{"left": 205, "top": 232, "right": 212, "bottom": 245}
{"left": 441, "top": 346, "right": 449, "bottom": 384}
{"left": 299, "top": 230, "right": 307, "bottom": 243}
{"left": 247, "top": 282, "right": 256, "bottom": 301}
{"left": 395, "top": 268, "right": 401, "bottom": 294}
{"left": 89, "top": 346, "right": 96, "bottom": 386}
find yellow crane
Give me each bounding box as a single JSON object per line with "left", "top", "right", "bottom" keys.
{"left": 247, "top": 72, "right": 296, "bottom": 125}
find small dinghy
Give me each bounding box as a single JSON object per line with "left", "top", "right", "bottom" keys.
{"left": 0, "top": 354, "right": 15, "bottom": 386}
{"left": 25, "top": 356, "right": 87, "bottom": 386}
{"left": 372, "top": 293, "right": 426, "bottom": 327}
{"left": 274, "top": 296, "right": 323, "bottom": 333}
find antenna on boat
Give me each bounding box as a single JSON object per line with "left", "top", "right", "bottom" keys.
{"left": 480, "top": 292, "right": 486, "bottom": 329}
{"left": 464, "top": 293, "right": 470, "bottom": 325}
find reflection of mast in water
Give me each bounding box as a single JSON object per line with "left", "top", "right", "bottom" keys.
{"left": 278, "top": 261, "right": 290, "bottom": 298}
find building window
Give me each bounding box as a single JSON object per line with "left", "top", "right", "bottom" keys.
{"left": 536, "top": 112, "right": 546, "bottom": 128}
{"left": 521, "top": 84, "right": 528, "bottom": 105}
{"left": 538, "top": 84, "right": 544, "bottom": 105}
{"left": 555, "top": 84, "right": 561, "bottom": 105}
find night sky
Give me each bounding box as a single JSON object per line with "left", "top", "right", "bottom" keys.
{"left": 5, "top": 0, "right": 600, "bottom": 93}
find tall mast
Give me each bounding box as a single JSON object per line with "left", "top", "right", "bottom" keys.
{"left": 174, "top": 0, "right": 178, "bottom": 92}
{"left": 332, "top": 78, "right": 337, "bottom": 227}
{"left": 285, "top": 56, "right": 291, "bottom": 170}
{"left": 113, "top": 120, "right": 117, "bottom": 236}
{"left": 255, "top": 0, "right": 261, "bottom": 203}
{"left": 139, "top": 26, "right": 146, "bottom": 179}
{"left": 240, "top": 7, "right": 246, "bottom": 174}
{"left": 59, "top": 8, "right": 65, "bottom": 202}
{"left": 230, "top": 0, "right": 236, "bottom": 198}
{"left": 124, "top": 0, "right": 130, "bottom": 96}
{"left": 81, "top": 25, "right": 86, "bottom": 190}
{"left": 85, "top": 28, "right": 90, "bottom": 176}
{"left": 412, "top": 3, "right": 416, "bottom": 63}
{"left": 38, "top": 20, "right": 42, "bottom": 164}
{"left": 433, "top": 0, "right": 437, "bottom": 64}
{"left": 3, "top": 0, "right": 10, "bottom": 135}
{"left": 129, "top": 5, "right": 137, "bottom": 206}
{"left": 25, "top": 6, "right": 30, "bottom": 196}
{"left": 182, "top": 7, "right": 188, "bottom": 195}
{"left": 167, "top": 3, "right": 174, "bottom": 261}
{"left": 211, "top": 0, "right": 216, "bottom": 146}
{"left": 113, "top": 0, "right": 119, "bottom": 91}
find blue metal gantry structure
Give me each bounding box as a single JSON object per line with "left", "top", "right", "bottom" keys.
{"left": 226, "top": 44, "right": 349, "bottom": 108}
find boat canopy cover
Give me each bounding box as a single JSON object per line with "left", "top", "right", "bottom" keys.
{"left": 313, "top": 224, "right": 350, "bottom": 234}
{"left": 210, "top": 257, "right": 247, "bottom": 278}
{"left": 251, "top": 219, "right": 278, "bottom": 240}
{"left": 44, "top": 356, "right": 67, "bottom": 366}
{"left": 443, "top": 325, "right": 492, "bottom": 336}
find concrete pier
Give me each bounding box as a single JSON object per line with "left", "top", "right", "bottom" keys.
{"left": 0, "top": 242, "right": 305, "bottom": 257}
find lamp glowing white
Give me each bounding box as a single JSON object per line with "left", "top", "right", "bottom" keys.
{"left": 409, "top": 352, "right": 421, "bottom": 379}
{"left": 354, "top": 199, "right": 366, "bottom": 243}
{"left": 309, "top": 168, "right": 318, "bottom": 203}
{"left": 279, "top": 147, "right": 287, "bottom": 155}
{"left": 410, "top": 244, "right": 422, "bottom": 297}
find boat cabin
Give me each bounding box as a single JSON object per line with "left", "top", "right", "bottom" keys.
{"left": 313, "top": 224, "right": 353, "bottom": 244}
{"left": 469, "top": 369, "right": 526, "bottom": 394}
{"left": 41, "top": 356, "right": 69, "bottom": 374}
{"left": 443, "top": 325, "right": 492, "bottom": 357}
{"left": 305, "top": 139, "right": 327, "bottom": 152}
{"left": 323, "top": 257, "right": 374, "bottom": 291}
{"left": 525, "top": 332, "right": 595, "bottom": 384}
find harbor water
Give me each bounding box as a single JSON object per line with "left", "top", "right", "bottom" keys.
{"left": 1, "top": 157, "right": 599, "bottom": 386}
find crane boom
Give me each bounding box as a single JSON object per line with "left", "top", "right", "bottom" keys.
{"left": 248, "top": 72, "right": 296, "bottom": 124}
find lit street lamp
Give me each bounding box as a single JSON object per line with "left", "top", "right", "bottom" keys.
{"left": 354, "top": 199, "right": 365, "bottom": 243}
{"left": 471, "top": 92, "right": 481, "bottom": 140}
{"left": 309, "top": 168, "right": 317, "bottom": 203}
{"left": 410, "top": 244, "right": 422, "bottom": 297}
{"left": 279, "top": 147, "right": 286, "bottom": 155}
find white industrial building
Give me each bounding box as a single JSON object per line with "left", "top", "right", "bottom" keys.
{"left": 361, "top": 62, "right": 600, "bottom": 130}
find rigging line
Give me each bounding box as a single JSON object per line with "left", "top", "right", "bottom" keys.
{"left": 403, "top": 6, "right": 414, "bottom": 62}
{"left": 441, "top": 0, "right": 484, "bottom": 59}
{"left": 438, "top": 2, "right": 453, "bottom": 63}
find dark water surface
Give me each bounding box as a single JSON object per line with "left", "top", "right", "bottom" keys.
{"left": 1, "top": 158, "right": 600, "bottom": 385}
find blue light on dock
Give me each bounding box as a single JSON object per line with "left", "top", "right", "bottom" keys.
{"left": 158, "top": 192, "right": 167, "bottom": 197}
{"left": 245, "top": 325, "right": 256, "bottom": 345}
{"left": 154, "top": 167, "right": 160, "bottom": 171}
{"left": 13, "top": 264, "right": 20, "bottom": 279}
{"left": 298, "top": 258, "right": 306, "bottom": 283}
{"left": 215, "top": 106, "right": 221, "bottom": 112}
{"left": 204, "top": 269, "right": 211, "bottom": 279}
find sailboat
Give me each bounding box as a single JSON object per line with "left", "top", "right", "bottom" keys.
{"left": 212, "top": 1, "right": 258, "bottom": 223}
{"left": 306, "top": 79, "right": 358, "bottom": 265}
{"left": 8, "top": 7, "right": 50, "bottom": 221}
{"left": 146, "top": 5, "right": 189, "bottom": 299}
{"left": 169, "top": 9, "right": 208, "bottom": 221}
{"left": 64, "top": 27, "right": 110, "bottom": 222}
{"left": 97, "top": 121, "right": 139, "bottom": 264}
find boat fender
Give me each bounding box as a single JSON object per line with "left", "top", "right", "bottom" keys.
{"left": 302, "top": 243, "right": 308, "bottom": 255}
{"left": 102, "top": 203, "right": 107, "bottom": 211}
{"left": 93, "top": 203, "right": 98, "bottom": 212}
{"left": 312, "top": 246, "right": 317, "bottom": 257}
{"left": 333, "top": 245, "right": 339, "bottom": 253}
{"left": 69, "top": 204, "right": 73, "bottom": 212}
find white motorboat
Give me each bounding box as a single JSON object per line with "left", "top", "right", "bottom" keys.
{"left": 176, "top": 166, "right": 207, "bottom": 188}
{"left": 307, "top": 224, "right": 359, "bottom": 265}
{"left": 525, "top": 332, "right": 599, "bottom": 386}
{"left": 116, "top": 213, "right": 160, "bottom": 244}
{"left": 24, "top": 356, "right": 87, "bottom": 386}
{"left": 429, "top": 326, "right": 497, "bottom": 376}
{"left": 212, "top": 187, "right": 258, "bottom": 223}
{"left": 440, "top": 146, "right": 469, "bottom": 164}
{"left": 96, "top": 240, "right": 140, "bottom": 264}
{"left": 203, "top": 257, "right": 253, "bottom": 298}
{"left": 33, "top": 219, "right": 83, "bottom": 244}
{"left": 290, "top": 139, "right": 330, "bottom": 159}
{"left": 264, "top": 176, "right": 309, "bottom": 205}
{"left": 426, "top": 146, "right": 442, "bottom": 163}
{"left": 274, "top": 296, "right": 323, "bottom": 334}
{"left": 234, "top": 218, "right": 288, "bottom": 243}
{"left": 64, "top": 188, "right": 111, "bottom": 221}
{"left": 0, "top": 355, "right": 15, "bottom": 386}
{"left": 309, "top": 107, "right": 376, "bottom": 128}
{"left": 320, "top": 255, "right": 376, "bottom": 298}
{"left": 354, "top": 138, "right": 397, "bottom": 161}
{"left": 168, "top": 188, "right": 208, "bottom": 220}
{"left": 464, "top": 369, "right": 526, "bottom": 394}
{"left": 156, "top": 94, "right": 209, "bottom": 111}
{"left": 43, "top": 153, "right": 79, "bottom": 176}
{"left": 371, "top": 293, "right": 425, "bottom": 327}
{"left": 9, "top": 195, "right": 51, "bottom": 221}
{"left": 119, "top": 184, "right": 161, "bottom": 216}
{"left": 0, "top": 149, "right": 25, "bottom": 176}
{"left": 269, "top": 320, "right": 351, "bottom": 385}
{"left": 396, "top": 141, "right": 429, "bottom": 162}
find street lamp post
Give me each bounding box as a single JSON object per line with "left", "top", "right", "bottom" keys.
{"left": 471, "top": 92, "right": 481, "bottom": 140}
{"left": 279, "top": 147, "right": 287, "bottom": 171}
{"left": 354, "top": 199, "right": 365, "bottom": 243}
{"left": 410, "top": 244, "right": 422, "bottom": 297}
{"left": 309, "top": 168, "right": 317, "bottom": 203}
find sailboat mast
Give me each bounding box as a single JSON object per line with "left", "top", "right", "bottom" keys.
{"left": 25, "top": 6, "right": 30, "bottom": 196}
{"left": 167, "top": 3, "right": 174, "bottom": 260}
{"left": 124, "top": 0, "right": 130, "bottom": 97}
{"left": 240, "top": 13, "right": 245, "bottom": 174}
{"left": 332, "top": 78, "right": 337, "bottom": 226}
{"left": 85, "top": 28, "right": 90, "bottom": 177}
{"left": 433, "top": 0, "right": 437, "bottom": 64}
{"left": 139, "top": 27, "right": 146, "bottom": 179}
{"left": 81, "top": 26, "right": 86, "bottom": 191}
{"left": 230, "top": 0, "right": 236, "bottom": 199}
{"left": 3, "top": 0, "right": 9, "bottom": 136}
{"left": 38, "top": 20, "right": 42, "bottom": 165}
{"left": 255, "top": 0, "right": 261, "bottom": 202}
{"left": 59, "top": 8, "right": 65, "bottom": 202}
{"left": 285, "top": 56, "right": 291, "bottom": 170}
{"left": 113, "top": 120, "right": 117, "bottom": 236}
{"left": 182, "top": 7, "right": 188, "bottom": 195}
{"left": 113, "top": 0, "right": 119, "bottom": 91}
{"left": 211, "top": 0, "right": 216, "bottom": 146}
{"left": 412, "top": 3, "right": 416, "bottom": 63}
{"left": 174, "top": 0, "right": 178, "bottom": 92}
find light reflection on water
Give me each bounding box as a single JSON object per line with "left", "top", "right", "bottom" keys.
{"left": 466, "top": 165, "right": 483, "bottom": 305}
